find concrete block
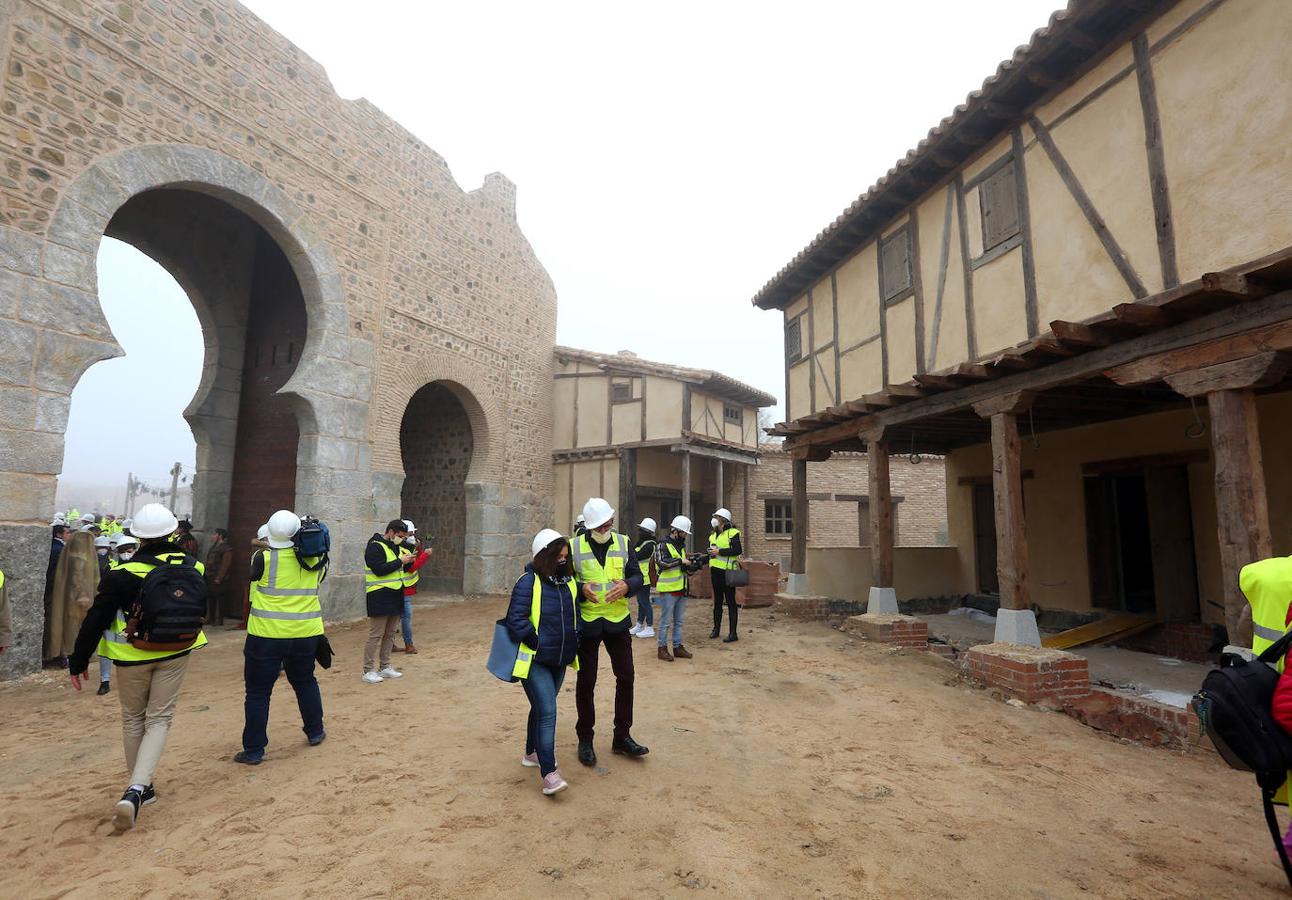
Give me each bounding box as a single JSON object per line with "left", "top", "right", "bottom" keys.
{"left": 994, "top": 608, "right": 1042, "bottom": 647}
{"left": 867, "top": 586, "right": 899, "bottom": 615}
{"left": 785, "top": 572, "right": 810, "bottom": 595}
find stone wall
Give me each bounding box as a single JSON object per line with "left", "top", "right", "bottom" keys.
{"left": 0, "top": 0, "right": 556, "bottom": 677}
{"left": 399, "top": 383, "right": 471, "bottom": 591}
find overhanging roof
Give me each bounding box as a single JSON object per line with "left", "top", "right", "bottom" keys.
{"left": 752, "top": 0, "right": 1181, "bottom": 311}
{"left": 555, "top": 346, "right": 776, "bottom": 408}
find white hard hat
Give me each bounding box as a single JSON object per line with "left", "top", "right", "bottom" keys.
{"left": 256, "top": 523, "right": 270, "bottom": 541}
{"left": 576, "top": 514, "right": 585, "bottom": 524}
{"left": 79, "top": 513, "right": 95, "bottom": 523}
{"left": 670, "top": 515, "right": 693, "bottom": 535}
{"left": 111, "top": 532, "right": 138, "bottom": 549}
{"left": 49, "top": 517, "right": 64, "bottom": 527}
{"left": 582, "top": 497, "right": 615, "bottom": 530}
{"left": 131, "top": 503, "right": 179, "bottom": 539}
{"left": 122, "top": 518, "right": 132, "bottom": 530}
{"left": 266, "top": 509, "right": 301, "bottom": 549}
{"left": 531, "top": 528, "right": 565, "bottom": 558}
{"left": 79, "top": 524, "right": 98, "bottom": 533}
{"left": 714, "top": 508, "right": 733, "bottom": 522}
{"left": 403, "top": 519, "right": 416, "bottom": 534}
{"left": 94, "top": 535, "right": 110, "bottom": 548}
{"left": 639, "top": 517, "right": 657, "bottom": 533}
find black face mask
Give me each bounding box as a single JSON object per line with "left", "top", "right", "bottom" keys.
{"left": 555, "top": 559, "right": 571, "bottom": 575}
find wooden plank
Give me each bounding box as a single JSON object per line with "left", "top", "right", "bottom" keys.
{"left": 955, "top": 176, "right": 978, "bottom": 359}
{"left": 790, "top": 457, "right": 807, "bottom": 575}
{"left": 1133, "top": 33, "right": 1179, "bottom": 289}
{"left": 929, "top": 186, "right": 955, "bottom": 367}
{"left": 1012, "top": 128, "right": 1039, "bottom": 337}
{"left": 1051, "top": 320, "right": 1112, "bottom": 348}
{"left": 1041, "top": 613, "right": 1157, "bottom": 650}
{"left": 912, "top": 373, "right": 963, "bottom": 391}
{"left": 868, "top": 439, "right": 894, "bottom": 588}
{"left": 1163, "top": 352, "right": 1292, "bottom": 397}
{"left": 910, "top": 212, "right": 927, "bottom": 375}
{"left": 1105, "top": 318, "right": 1292, "bottom": 386}
{"left": 990, "top": 410, "right": 1030, "bottom": 611}
{"left": 954, "top": 363, "right": 994, "bottom": 381}
{"left": 1112, "top": 302, "right": 1175, "bottom": 329}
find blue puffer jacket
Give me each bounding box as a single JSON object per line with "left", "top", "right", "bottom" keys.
{"left": 505, "top": 565, "right": 580, "bottom": 670}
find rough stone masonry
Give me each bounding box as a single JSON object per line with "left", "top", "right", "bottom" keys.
{"left": 0, "top": 0, "right": 558, "bottom": 679}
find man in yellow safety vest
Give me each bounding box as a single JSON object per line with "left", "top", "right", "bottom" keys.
{"left": 571, "top": 497, "right": 650, "bottom": 768}
{"left": 1240, "top": 555, "right": 1292, "bottom": 842}
{"left": 234, "top": 509, "right": 328, "bottom": 765}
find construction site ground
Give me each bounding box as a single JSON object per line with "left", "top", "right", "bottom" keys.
{"left": 0, "top": 598, "right": 1280, "bottom": 898}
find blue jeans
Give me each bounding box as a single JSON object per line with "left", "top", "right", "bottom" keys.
{"left": 657, "top": 593, "right": 686, "bottom": 647}
{"left": 635, "top": 583, "right": 653, "bottom": 625}
{"left": 522, "top": 662, "right": 567, "bottom": 776}
{"left": 242, "top": 634, "right": 324, "bottom": 758}
{"left": 401, "top": 596, "right": 414, "bottom": 646}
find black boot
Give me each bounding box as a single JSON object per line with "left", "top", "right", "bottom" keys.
{"left": 578, "top": 741, "right": 597, "bottom": 767}
{"left": 611, "top": 735, "right": 650, "bottom": 757}
{"left": 709, "top": 627, "right": 720, "bottom": 639}
{"left": 723, "top": 606, "right": 739, "bottom": 642}
{"left": 97, "top": 681, "right": 110, "bottom": 695}
{"left": 723, "top": 632, "right": 739, "bottom": 643}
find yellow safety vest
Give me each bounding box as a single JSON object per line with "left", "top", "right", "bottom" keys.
{"left": 1240, "top": 556, "right": 1292, "bottom": 670}
{"left": 248, "top": 548, "right": 324, "bottom": 639}
{"left": 709, "top": 527, "right": 741, "bottom": 570}
{"left": 512, "top": 576, "right": 579, "bottom": 679}
{"left": 655, "top": 542, "right": 687, "bottom": 593}
{"left": 96, "top": 552, "right": 209, "bottom": 664}
{"left": 572, "top": 532, "right": 630, "bottom": 623}
{"left": 402, "top": 548, "right": 420, "bottom": 591}
{"left": 365, "top": 539, "right": 404, "bottom": 593}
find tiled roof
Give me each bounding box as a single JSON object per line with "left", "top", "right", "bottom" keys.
{"left": 554, "top": 346, "right": 776, "bottom": 407}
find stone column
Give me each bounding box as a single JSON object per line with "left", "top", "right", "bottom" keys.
{"left": 862, "top": 426, "right": 898, "bottom": 615}
{"left": 974, "top": 391, "right": 1039, "bottom": 646}
{"left": 1165, "top": 352, "right": 1289, "bottom": 647}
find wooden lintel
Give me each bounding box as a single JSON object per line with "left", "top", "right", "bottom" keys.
{"left": 1164, "top": 351, "right": 1292, "bottom": 398}
{"left": 1081, "top": 449, "right": 1209, "bottom": 475}
{"left": 973, "top": 390, "right": 1036, "bottom": 418}
{"left": 789, "top": 446, "right": 832, "bottom": 462}
{"left": 1105, "top": 319, "right": 1292, "bottom": 386}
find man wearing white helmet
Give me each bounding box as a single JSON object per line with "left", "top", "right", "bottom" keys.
{"left": 573, "top": 514, "right": 586, "bottom": 537}
{"left": 570, "top": 497, "right": 649, "bottom": 767}
{"left": 654, "top": 516, "right": 705, "bottom": 662}
{"left": 67, "top": 502, "right": 208, "bottom": 833}
{"left": 629, "top": 518, "right": 658, "bottom": 639}
{"left": 235, "top": 510, "right": 328, "bottom": 765}
{"left": 707, "top": 507, "right": 744, "bottom": 643}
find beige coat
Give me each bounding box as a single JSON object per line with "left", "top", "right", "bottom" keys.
{"left": 44, "top": 531, "right": 98, "bottom": 658}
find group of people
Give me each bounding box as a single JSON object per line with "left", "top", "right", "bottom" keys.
{"left": 501, "top": 497, "right": 744, "bottom": 795}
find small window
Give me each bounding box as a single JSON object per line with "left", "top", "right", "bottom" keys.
{"left": 723, "top": 404, "right": 743, "bottom": 425}
{"left": 611, "top": 380, "right": 633, "bottom": 402}
{"left": 880, "top": 228, "right": 912, "bottom": 302}
{"left": 765, "top": 500, "right": 793, "bottom": 535}
{"left": 980, "top": 160, "right": 1020, "bottom": 251}
{"left": 785, "top": 317, "right": 802, "bottom": 363}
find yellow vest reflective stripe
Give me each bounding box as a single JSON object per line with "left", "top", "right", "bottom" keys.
{"left": 1240, "top": 556, "right": 1292, "bottom": 673}
{"left": 572, "top": 533, "right": 630, "bottom": 623}
{"left": 365, "top": 540, "right": 403, "bottom": 593}
{"left": 248, "top": 549, "right": 324, "bottom": 639}
{"left": 96, "top": 552, "right": 208, "bottom": 663}
{"left": 710, "top": 528, "right": 741, "bottom": 570}
{"left": 403, "top": 555, "right": 420, "bottom": 590}
{"left": 0, "top": 569, "right": 4, "bottom": 591}
{"left": 656, "top": 543, "right": 686, "bottom": 593}
{"left": 512, "top": 576, "right": 579, "bottom": 679}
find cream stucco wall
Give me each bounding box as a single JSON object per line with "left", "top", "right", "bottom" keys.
{"left": 807, "top": 546, "right": 961, "bottom": 603}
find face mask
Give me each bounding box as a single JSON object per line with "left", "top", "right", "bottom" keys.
{"left": 710, "top": 518, "right": 719, "bottom": 530}
{"left": 118, "top": 551, "right": 134, "bottom": 562}
{"left": 590, "top": 528, "right": 612, "bottom": 545}
{"left": 555, "top": 559, "right": 570, "bottom": 575}
{"left": 97, "top": 548, "right": 108, "bottom": 556}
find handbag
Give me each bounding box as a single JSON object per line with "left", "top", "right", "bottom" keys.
{"left": 315, "top": 635, "right": 334, "bottom": 670}
{"left": 724, "top": 560, "right": 749, "bottom": 588}
{"left": 486, "top": 619, "right": 521, "bottom": 683}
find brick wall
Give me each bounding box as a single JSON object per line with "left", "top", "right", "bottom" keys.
{"left": 400, "top": 383, "right": 473, "bottom": 589}
{"left": 735, "top": 446, "right": 948, "bottom": 568}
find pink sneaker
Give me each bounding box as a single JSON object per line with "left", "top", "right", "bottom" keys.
{"left": 521, "top": 751, "right": 539, "bottom": 768}
{"left": 541, "top": 771, "right": 568, "bottom": 795}
{"left": 1282, "top": 822, "right": 1292, "bottom": 859}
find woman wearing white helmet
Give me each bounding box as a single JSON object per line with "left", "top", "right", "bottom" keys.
{"left": 503, "top": 528, "right": 581, "bottom": 795}
{"left": 629, "top": 518, "right": 658, "bottom": 639}
{"left": 708, "top": 507, "right": 744, "bottom": 642}
{"left": 654, "top": 516, "right": 705, "bottom": 661}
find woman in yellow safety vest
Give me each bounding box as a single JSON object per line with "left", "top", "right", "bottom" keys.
{"left": 504, "top": 529, "right": 581, "bottom": 796}
{"left": 708, "top": 507, "right": 744, "bottom": 642}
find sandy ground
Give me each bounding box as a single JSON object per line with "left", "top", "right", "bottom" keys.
{"left": 0, "top": 598, "right": 1284, "bottom": 898}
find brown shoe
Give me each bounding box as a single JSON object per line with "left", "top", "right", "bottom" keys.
{"left": 405, "top": 644, "right": 418, "bottom": 655}
{"left": 673, "top": 645, "right": 692, "bottom": 659}
{"left": 657, "top": 646, "right": 674, "bottom": 662}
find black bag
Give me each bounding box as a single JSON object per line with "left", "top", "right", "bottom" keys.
{"left": 315, "top": 634, "right": 334, "bottom": 670}
{"left": 294, "top": 516, "right": 330, "bottom": 572}
{"left": 1192, "top": 628, "right": 1292, "bottom": 886}
{"left": 127, "top": 553, "right": 208, "bottom": 651}
{"left": 724, "top": 562, "right": 749, "bottom": 588}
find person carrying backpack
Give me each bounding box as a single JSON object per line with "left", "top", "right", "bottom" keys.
{"left": 67, "top": 503, "right": 208, "bottom": 833}
{"left": 234, "top": 510, "right": 328, "bottom": 765}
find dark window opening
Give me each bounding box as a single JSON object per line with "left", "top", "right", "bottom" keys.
{"left": 723, "top": 404, "right": 743, "bottom": 424}
{"left": 765, "top": 500, "right": 793, "bottom": 535}
{"left": 786, "top": 318, "right": 802, "bottom": 363}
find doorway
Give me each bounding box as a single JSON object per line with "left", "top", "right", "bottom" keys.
{"left": 971, "top": 483, "right": 999, "bottom": 595}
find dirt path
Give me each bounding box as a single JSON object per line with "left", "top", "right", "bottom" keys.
{"left": 0, "top": 598, "right": 1281, "bottom": 898}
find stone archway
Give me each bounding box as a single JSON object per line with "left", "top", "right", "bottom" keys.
{"left": 0, "top": 144, "right": 375, "bottom": 678}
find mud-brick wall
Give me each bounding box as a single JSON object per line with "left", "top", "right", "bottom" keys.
{"left": 399, "top": 384, "right": 473, "bottom": 590}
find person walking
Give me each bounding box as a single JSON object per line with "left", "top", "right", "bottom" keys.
{"left": 96, "top": 533, "right": 140, "bottom": 696}
{"left": 504, "top": 528, "right": 581, "bottom": 795}
{"left": 363, "top": 519, "right": 412, "bottom": 683}
{"left": 708, "top": 507, "right": 743, "bottom": 643}
{"left": 1241, "top": 556, "right": 1292, "bottom": 852}
{"left": 571, "top": 497, "right": 649, "bottom": 767}
{"left": 396, "top": 520, "right": 431, "bottom": 654}
{"left": 234, "top": 510, "right": 328, "bottom": 765}
{"left": 66, "top": 503, "right": 208, "bottom": 832}
{"left": 629, "top": 517, "right": 657, "bottom": 639}
{"left": 655, "top": 516, "right": 705, "bottom": 661}
{"left": 204, "top": 528, "right": 232, "bottom": 626}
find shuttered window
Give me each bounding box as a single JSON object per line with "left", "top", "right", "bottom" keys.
{"left": 786, "top": 318, "right": 802, "bottom": 363}
{"left": 879, "top": 229, "right": 912, "bottom": 302}
{"left": 980, "top": 161, "right": 1020, "bottom": 251}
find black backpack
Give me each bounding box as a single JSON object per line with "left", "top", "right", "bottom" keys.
{"left": 1193, "top": 629, "right": 1292, "bottom": 886}
{"left": 294, "top": 516, "right": 330, "bottom": 572}
{"left": 127, "top": 552, "right": 208, "bottom": 651}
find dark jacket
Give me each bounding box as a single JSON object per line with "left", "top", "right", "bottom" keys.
{"left": 364, "top": 534, "right": 408, "bottom": 617}
{"left": 505, "top": 564, "right": 580, "bottom": 670}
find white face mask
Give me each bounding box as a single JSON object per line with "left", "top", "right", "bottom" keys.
{"left": 118, "top": 551, "right": 134, "bottom": 562}
{"left": 710, "top": 518, "right": 719, "bottom": 530}
{"left": 590, "top": 528, "right": 612, "bottom": 545}
{"left": 97, "top": 548, "right": 108, "bottom": 556}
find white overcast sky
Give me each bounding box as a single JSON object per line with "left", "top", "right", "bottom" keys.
{"left": 63, "top": 0, "right": 1061, "bottom": 509}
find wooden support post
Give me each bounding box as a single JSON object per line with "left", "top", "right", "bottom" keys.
{"left": 680, "top": 448, "right": 691, "bottom": 552}
{"left": 618, "top": 448, "right": 637, "bottom": 537}
{"left": 790, "top": 456, "right": 808, "bottom": 578}
{"left": 716, "top": 458, "right": 724, "bottom": 510}
{"left": 1164, "top": 353, "right": 1289, "bottom": 645}
{"left": 866, "top": 436, "right": 894, "bottom": 589}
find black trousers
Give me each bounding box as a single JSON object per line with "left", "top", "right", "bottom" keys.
{"left": 575, "top": 627, "right": 634, "bottom": 743}
{"left": 711, "top": 568, "right": 738, "bottom": 635}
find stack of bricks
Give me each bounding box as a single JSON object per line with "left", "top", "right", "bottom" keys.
{"left": 845, "top": 614, "right": 929, "bottom": 650}
{"left": 965, "top": 643, "right": 1090, "bottom": 705}
{"left": 773, "top": 593, "right": 830, "bottom": 622}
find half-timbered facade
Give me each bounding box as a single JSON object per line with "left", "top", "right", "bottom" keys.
{"left": 760, "top": 0, "right": 1292, "bottom": 649}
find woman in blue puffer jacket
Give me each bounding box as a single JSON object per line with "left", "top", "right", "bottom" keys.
{"left": 505, "top": 528, "right": 580, "bottom": 795}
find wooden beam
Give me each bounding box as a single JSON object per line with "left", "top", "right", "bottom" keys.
{"left": 1112, "top": 302, "right": 1175, "bottom": 329}
{"left": 1106, "top": 319, "right": 1292, "bottom": 386}
{"left": 868, "top": 440, "right": 894, "bottom": 589}
{"left": 790, "top": 457, "right": 807, "bottom": 576}
{"left": 618, "top": 448, "right": 637, "bottom": 540}
{"left": 912, "top": 373, "right": 963, "bottom": 391}
{"left": 790, "top": 446, "right": 832, "bottom": 463}
{"left": 988, "top": 410, "right": 1030, "bottom": 612}
{"left": 973, "top": 390, "right": 1036, "bottom": 418}
{"left": 1050, "top": 320, "right": 1112, "bottom": 349}
{"left": 1163, "top": 352, "right": 1292, "bottom": 397}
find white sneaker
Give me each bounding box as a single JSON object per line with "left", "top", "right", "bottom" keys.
{"left": 378, "top": 666, "right": 404, "bottom": 679}
{"left": 362, "top": 671, "right": 384, "bottom": 684}
{"left": 639, "top": 626, "right": 655, "bottom": 638}
{"left": 629, "top": 622, "right": 642, "bottom": 636}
